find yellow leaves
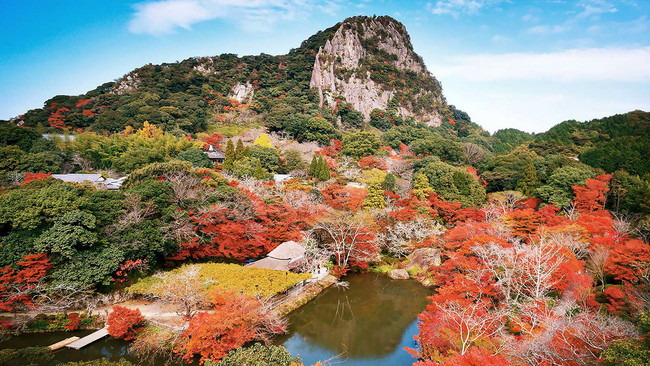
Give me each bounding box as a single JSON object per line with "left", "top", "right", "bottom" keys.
{"left": 136, "top": 121, "right": 163, "bottom": 139}
{"left": 360, "top": 168, "right": 386, "bottom": 185}
{"left": 254, "top": 133, "right": 272, "bottom": 148}
{"left": 128, "top": 263, "right": 310, "bottom": 300}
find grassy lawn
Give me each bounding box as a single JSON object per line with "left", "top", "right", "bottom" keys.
{"left": 128, "top": 263, "right": 311, "bottom": 299}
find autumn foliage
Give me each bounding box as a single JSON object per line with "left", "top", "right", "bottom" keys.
{"left": 175, "top": 288, "right": 285, "bottom": 364}
{"left": 412, "top": 175, "right": 641, "bottom": 365}
{"left": 107, "top": 305, "right": 146, "bottom": 340}
{"left": 0, "top": 254, "right": 52, "bottom": 311}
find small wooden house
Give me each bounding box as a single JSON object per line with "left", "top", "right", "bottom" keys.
{"left": 204, "top": 145, "right": 225, "bottom": 163}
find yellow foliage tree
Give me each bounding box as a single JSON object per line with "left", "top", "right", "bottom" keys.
{"left": 136, "top": 121, "right": 163, "bottom": 139}
{"left": 123, "top": 125, "right": 134, "bottom": 135}
{"left": 254, "top": 133, "right": 272, "bottom": 148}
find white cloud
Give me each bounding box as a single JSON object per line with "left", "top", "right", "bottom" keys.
{"left": 430, "top": 47, "right": 650, "bottom": 82}
{"left": 575, "top": 0, "right": 618, "bottom": 20}
{"left": 128, "top": 0, "right": 313, "bottom": 35}
{"left": 427, "top": 0, "right": 502, "bottom": 17}
{"left": 527, "top": 24, "right": 569, "bottom": 35}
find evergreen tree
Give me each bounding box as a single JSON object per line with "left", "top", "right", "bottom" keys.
{"left": 222, "top": 139, "right": 235, "bottom": 171}
{"left": 516, "top": 157, "right": 539, "bottom": 196}
{"left": 413, "top": 173, "right": 433, "bottom": 200}
{"left": 235, "top": 139, "right": 245, "bottom": 160}
{"left": 309, "top": 155, "right": 318, "bottom": 177}
{"left": 364, "top": 182, "right": 386, "bottom": 209}
{"left": 382, "top": 173, "right": 397, "bottom": 192}
{"left": 254, "top": 159, "right": 265, "bottom": 180}
{"left": 318, "top": 156, "right": 331, "bottom": 181}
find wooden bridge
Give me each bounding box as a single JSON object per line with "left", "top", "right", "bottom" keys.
{"left": 63, "top": 327, "right": 109, "bottom": 350}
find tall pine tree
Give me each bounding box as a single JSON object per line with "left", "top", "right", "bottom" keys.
{"left": 309, "top": 155, "right": 318, "bottom": 177}
{"left": 318, "top": 156, "right": 331, "bottom": 181}
{"left": 223, "top": 139, "right": 235, "bottom": 171}
{"left": 516, "top": 157, "right": 539, "bottom": 196}
{"left": 235, "top": 139, "right": 245, "bottom": 160}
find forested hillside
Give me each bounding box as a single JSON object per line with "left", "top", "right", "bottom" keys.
{"left": 0, "top": 15, "right": 649, "bottom": 366}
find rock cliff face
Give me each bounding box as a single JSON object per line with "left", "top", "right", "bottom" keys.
{"left": 310, "top": 16, "right": 444, "bottom": 126}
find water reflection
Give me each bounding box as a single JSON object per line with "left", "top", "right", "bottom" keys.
{"left": 277, "top": 273, "right": 431, "bottom": 365}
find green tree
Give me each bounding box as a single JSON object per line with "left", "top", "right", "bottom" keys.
{"left": 516, "top": 157, "right": 539, "bottom": 196}
{"left": 35, "top": 210, "right": 97, "bottom": 260}
{"left": 283, "top": 149, "right": 306, "bottom": 173}
{"left": 369, "top": 109, "right": 392, "bottom": 131}
{"left": 309, "top": 155, "right": 318, "bottom": 177}
{"left": 176, "top": 148, "right": 212, "bottom": 168}
{"left": 601, "top": 312, "right": 650, "bottom": 366}
{"left": 317, "top": 156, "right": 331, "bottom": 181}
{"left": 382, "top": 173, "right": 397, "bottom": 192}
{"left": 223, "top": 139, "right": 235, "bottom": 171}
{"left": 254, "top": 159, "right": 265, "bottom": 180}
{"left": 536, "top": 165, "right": 594, "bottom": 208}
{"left": 235, "top": 139, "right": 245, "bottom": 160}
{"left": 341, "top": 131, "right": 380, "bottom": 158}
{"left": 248, "top": 146, "right": 281, "bottom": 173}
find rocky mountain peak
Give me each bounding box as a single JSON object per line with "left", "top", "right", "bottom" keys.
{"left": 310, "top": 16, "right": 444, "bottom": 126}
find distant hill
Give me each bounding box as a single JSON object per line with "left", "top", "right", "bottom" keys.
{"left": 531, "top": 110, "right": 650, "bottom": 176}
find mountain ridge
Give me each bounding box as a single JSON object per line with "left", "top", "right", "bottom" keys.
{"left": 13, "top": 16, "right": 453, "bottom": 137}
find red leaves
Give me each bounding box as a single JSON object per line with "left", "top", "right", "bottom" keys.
{"left": 0, "top": 254, "right": 52, "bottom": 311}
{"left": 113, "top": 259, "right": 149, "bottom": 283}
{"left": 604, "top": 239, "right": 650, "bottom": 284}
{"left": 107, "top": 305, "right": 145, "bottom": 340}
{"left": 48, "top": 107, "right": 70, "bottom": 129}
{"left": 321, "top": 184, "right": 367, "bottom": 212}
{"left": 175, "top": 288, "right": 284, "bottom": 364}
{"left": 604, "top": 286, "right": 626, "bottom": 313}
{"left": 316, "top": 139, "right": 343, "bottom": 157}
{"left": 20, "top": 172, "right": 51, "bottom": 185}
{"left": 572, "top": 174, "right": 612, "bottom": 213}
{"left": 359, "top": 156, "right": 387, "bottom": 170}
{"left": 75, "top": 98, "right": 92, "bottom": 108}
{"left": 65, "top": 314, "right": 82, "bottom": 331}
{"left": 202, "top": 132, "right": 224, "bottom": 149}
{"left": 172, "top": 196, "right": 312, "bottom": 262}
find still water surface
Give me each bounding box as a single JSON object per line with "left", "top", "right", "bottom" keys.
{"left": 0, "top": 273, "right": 431, "bottom": 365}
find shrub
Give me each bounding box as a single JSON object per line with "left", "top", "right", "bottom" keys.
{"left": 215, "top": 343, "right": 300, "bottom": 366}
{"left": 107, "top": 305, "right": 145, "bottom": 340}
{"left": 0, "top": 347, "right": 53, "bottom": 366}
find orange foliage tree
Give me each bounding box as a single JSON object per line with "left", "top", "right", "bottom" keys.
{"left": 321, "top": 184, "right": 367, "bottom": 212}
{"left": 175, "top": 288, "right": 285, "bottom": 364}
{"left": 107, "top": 305, "right": 145, "bottom": 340}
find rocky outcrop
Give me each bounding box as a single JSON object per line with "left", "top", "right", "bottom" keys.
{"left": 310, "top": 17, "right": 444, "bottom": 126}
{"left": 229, "top": 82, "right": 254, "bottom": 103}
{"left": 407, "top": 248, "right": 441, "bottom": 270}
{"left": 112, "top": 73, "right": 139, "bottom": 95}
{"left": 389, "top": 269, "right": 410, "bottom": 280}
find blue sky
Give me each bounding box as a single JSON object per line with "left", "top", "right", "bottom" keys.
{"left": 1, "top": 0, "right": 649, "bottom": 132}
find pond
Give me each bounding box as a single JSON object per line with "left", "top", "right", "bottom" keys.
{"left": 276, "top": 272, "right": 432, "bottom": 365}
{"left": 0, "top": 273, "right": 431, "bottom": 365}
